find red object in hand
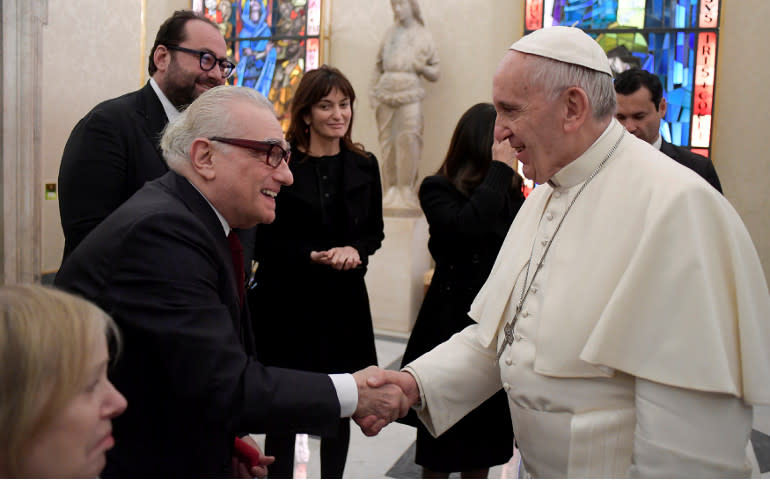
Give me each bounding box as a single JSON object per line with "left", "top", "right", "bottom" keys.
{"left": 233, "top": 436, "right": 261, "bottom": 468}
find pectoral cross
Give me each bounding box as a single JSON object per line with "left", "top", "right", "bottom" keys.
{"left": 493, "top": 130, "right": 625, "bottom": 366}
{"left": 496, "top": 305, "right": 521, "bottom": 362}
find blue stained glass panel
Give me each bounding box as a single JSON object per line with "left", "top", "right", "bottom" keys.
{"left": 193, "top": 0, "right": 323, "bottom": 133}
{"left": 552, "top": 0, "right": 566, "bottom": 25}
{"left": 529, "top": 0, "right": 718, "bottom": 152}
{"left": 645, "top": 0, "right": 698, "bottom": 28}
{"left": 549, "top": 0, "right": 703, "bottom": 29}
{"left": 552, "top": 0, "right": 619, "bottom": 29}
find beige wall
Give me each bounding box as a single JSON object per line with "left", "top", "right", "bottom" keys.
{"left": 39, "top": 0, "right": 770, "bottom": 283}
{"left": 712, "top": 0, "right": 770, "bottom": 284}
{"left": 41, "top": 0, "right": 140, "bottom": 272}
{"left": 40, "top": 0, "right": 188, "bottom": 272}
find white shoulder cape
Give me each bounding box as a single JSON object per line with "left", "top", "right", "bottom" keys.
{"left": 470, "top": 127, "right": 770, "bottom": 404}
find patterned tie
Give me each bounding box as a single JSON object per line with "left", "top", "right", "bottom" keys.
{"left": 227, "top": 231, "right": 245, "bottom": 307}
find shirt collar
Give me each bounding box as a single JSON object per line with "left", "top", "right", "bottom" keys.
{"left": 149, "top": 77, "right": 181, "bottom": 123}
{"left": 186, "top": 178, "right": 231, "bottom": 237}
{"left": 652, "top": 134, "right": 663, "bottom": 150}
{"left": 548, "top": 119, "right": 624, "bottom": 189}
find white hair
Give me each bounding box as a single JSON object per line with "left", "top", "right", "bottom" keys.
{"left": 527, "top": 55, "right": 616, "bottom": 120}
{"left": 161, "top": 86, "right": 276, "bottom": 172}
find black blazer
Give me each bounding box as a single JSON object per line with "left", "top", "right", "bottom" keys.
{"left": 58, "top": 82, "right": 169, "bottom": 260}
{"left": 403, "top": 161, "right": 524, "bottom": 366}
{"left": 57, "top": 81, "right": 256, "bottom": 271}
{"left": 660, "top": 140, "right": 723, "bottom": 193}
{"left": 398, "top": 161, "right": 521, "bottom": 466}
{"left": 55, "top": 171, "right": 340, "bottom": 478}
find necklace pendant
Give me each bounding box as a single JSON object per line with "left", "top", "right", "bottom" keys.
{"left": 496, "top": 319, "right": 516, "bottom": 362}
{"left": 504, "top": 321, "right": 514, "bottom": 346}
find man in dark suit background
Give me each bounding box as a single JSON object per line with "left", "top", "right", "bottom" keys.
{"left": 58, "top": 10, "right": 259, "bottom": 265}
{"left": 614, "top": 68, "right": 723, "bottom": 193}
{"left": 55, "top": 85, "right": 408, "bottom": 478}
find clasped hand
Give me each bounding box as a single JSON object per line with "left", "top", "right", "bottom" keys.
{"left": 351, "top": 366, "right": 421, "bottom": 436}
{"left": 310, "top": 246, "right": 361, "bottom": 271}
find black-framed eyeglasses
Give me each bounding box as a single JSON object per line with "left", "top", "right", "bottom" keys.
{"left": 165, "top": 45, "right": 235, "bottom": 78}
{"left": 210, "top": 137, "right": 291, "bottom": 168}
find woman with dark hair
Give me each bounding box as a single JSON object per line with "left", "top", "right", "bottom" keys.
{"left": 249, "top": 64, "right": 384, "bottom": 478}
{"left": 400, "top": 102, "right": 524, "bottom": 478}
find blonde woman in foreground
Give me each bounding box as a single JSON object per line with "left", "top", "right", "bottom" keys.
{"left": 0, "top": 284, "right": 126, "bottom": 478}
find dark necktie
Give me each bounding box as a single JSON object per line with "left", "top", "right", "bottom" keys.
{"left": 227, "top": 231, "right": 245, "bottom": 307}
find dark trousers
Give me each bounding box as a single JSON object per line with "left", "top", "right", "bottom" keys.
{"left": 265, "top": 417, "right": 350, "bottom": 478}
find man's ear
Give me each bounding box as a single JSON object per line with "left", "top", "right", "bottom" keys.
{"left": 658, "top": 96, "right": 667, "bottom": 119}
{"left": 563, "top": 86, "right": 590, "bottom": 133}
{"left": 190, "top": 138, "right": 217, "bottom": 181}
{"left": 153, "top": 45, "right": 171, "bottom": 74}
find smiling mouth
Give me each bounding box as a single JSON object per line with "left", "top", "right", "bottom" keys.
{"left": 261, "top": 189, "right": 277, "bottom": 198}
{"left": 198, "top": 80, "right": 220, "bottom": 90}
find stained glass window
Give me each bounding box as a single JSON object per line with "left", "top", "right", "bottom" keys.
{"left": 193, "top": 0, "right": 323, "bottom": 131}
{"left": 524, "top": 0, "right": 719, "bottom": 157}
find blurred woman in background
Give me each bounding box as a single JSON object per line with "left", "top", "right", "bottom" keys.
{"left": 0, "top": 284, "right": 126, "bottom": 478}
{"left": 401, "top": 102, "right": 524, "bottom": 478}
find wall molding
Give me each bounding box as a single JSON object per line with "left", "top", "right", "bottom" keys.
{"left": 1, "top": 0, "right": 46, "bottom": 284}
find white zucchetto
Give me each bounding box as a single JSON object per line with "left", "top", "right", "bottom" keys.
{"left": 510, "top": 26, "right": 612, "bottom": 76}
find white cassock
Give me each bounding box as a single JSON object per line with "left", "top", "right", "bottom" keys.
{"left": 404, "top": 119, "right": 770, "bottom": 477}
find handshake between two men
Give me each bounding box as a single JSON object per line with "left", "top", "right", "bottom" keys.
{"left": 351, "top": 366, "right": 421, "bottom": 436}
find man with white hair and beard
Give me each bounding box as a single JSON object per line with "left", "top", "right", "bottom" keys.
{"left": 368, "top": 26, "right": 770, "bottom": 477}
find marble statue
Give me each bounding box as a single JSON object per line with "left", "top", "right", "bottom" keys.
{"left": 371, "top": 0, "right": 439, "bottom": 211}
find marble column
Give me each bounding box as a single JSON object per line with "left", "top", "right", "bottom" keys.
{"left": 1, "top": 0, "right": 46, "bottom": 284}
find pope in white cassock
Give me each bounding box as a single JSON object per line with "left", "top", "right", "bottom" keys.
{"left": 367, "top": 26, "right": 770, "bottom": 477}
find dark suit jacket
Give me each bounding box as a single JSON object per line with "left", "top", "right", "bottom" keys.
{"left": 55, "top": 171, "right": 340, "bottom": 478}
{"left": 57, "top": 81, "right": 256, "bottom": 270}
{"left": 661, "top": 140, "right": 723, "bottom": 193}
{"left": 59, "top": 82, "right": 169, "bottom": 260}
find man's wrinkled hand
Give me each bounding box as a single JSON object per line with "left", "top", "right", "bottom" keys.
{"left": 351, "top": 366, "right": 410, "bottom": 436}
{"left": 366, "top": 368, "right": 420, "bottom": 407}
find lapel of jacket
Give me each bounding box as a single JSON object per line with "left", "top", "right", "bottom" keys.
{"left": 136, "top": 81, "right": 171, "bottom": 168}
{"left": 660, "top": 140, "right": 678, "bottom": 160}
{"left": 160, "top": 171, "right": 245, "bottom": 340}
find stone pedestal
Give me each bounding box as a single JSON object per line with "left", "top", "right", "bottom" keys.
{"left": 367, "top": 214, "right": 431, "bottom": 333}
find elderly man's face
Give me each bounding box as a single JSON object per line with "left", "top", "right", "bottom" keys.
{"left": 212, "top": 103, "right": 293, "bottom": 227}
{"left": 615, "top": 86, "right": 666, "bottom": 145}
{"left": 160, "top": 19, "right": 229, "bottom": 109}
{"left": 493, "top": 51, "right": 563, "bottom": 184}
